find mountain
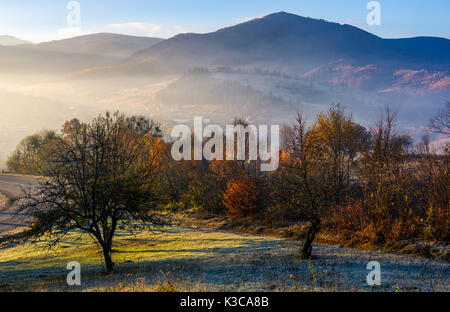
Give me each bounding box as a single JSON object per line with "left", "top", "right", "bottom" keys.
{"left": 0, "top": 45, "right": 119, "bottom": 77}
{"left": 0, "top": 33, "right": 164, "bottom": 77}
{"left": 0, "top": 35, "right": 31, "bottom": 46}
{"left": 126, "top": 12, "right": 450, "bottom": 75}
{"left": 3, "top": 12, "right": 449, "bottom": 85}
{"left": 387, "top": 37, "right": 450, "bottom": 66}
{"left": 27, "top": 33, "right": 164, "bottom": 58}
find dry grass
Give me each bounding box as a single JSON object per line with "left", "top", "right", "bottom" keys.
{"left": 0, "top": 223, "right": 449, "bottom": 292}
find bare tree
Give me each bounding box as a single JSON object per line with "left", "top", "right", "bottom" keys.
{"left": 279, "top": 106, "right": 370, "bottom": 258}
{"left": 283, "top": 113, "right": 333, "bottom": 258}
{"left": 362, "top": 108, "right": 412, "bottom": 187}
{"left": 17, "top": 112, "right": 164, "bottom": 272}
{"left": 429, "top": 101, "right": 450, "bottom": 136}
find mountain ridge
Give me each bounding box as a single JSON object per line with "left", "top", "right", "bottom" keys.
{"left": 0, "top": 35, "right": 31, "bottom": 46}
{"left": 129, "top": 12, "right": 388, "bottom": 69}
{"left": 26, "top": 33, "right": 164, "bottom": 58}
{"left": 1, "top": 12, "right": 449, "bottom": 95}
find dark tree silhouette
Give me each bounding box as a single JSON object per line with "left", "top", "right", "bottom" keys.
{"left": 17, "top": 112, "right": 164, "bottom": 272}
{"left": 430, "top": 102, "right": 450, "bottom": 136}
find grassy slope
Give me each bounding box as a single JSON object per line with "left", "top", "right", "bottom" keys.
{"left": 169, "top": 209, "right": 450, "bottom": 262}
{"left": 0, "top": 223, "right": 449, "bottom": 292}
{"left": 0, "top": 226, "right": 293, "bottom": 291}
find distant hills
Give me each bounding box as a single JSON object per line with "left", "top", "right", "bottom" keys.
{"left": 0, "top": 44, "right": 118, "bottom": 75}
{"left": 0, "top": 12, "right": 449, "bottom": 136}
{"left": 28, "top": 33, "right": 163, "bottom": 58}
{"left": 0, "top": 35, "right": 31, "bottom": 46}
{"left": 1, "top": 11, "right": 449, "bottom": 88}
{"left": 130, "top": 12, "right": 390, "bottom": 72}
{"left": 0, "top": 33, "right": 164, "bottom": 76}
{"left": 127, "top": 12, "right": 450, "bottom": 73}
{"left": 72, "top": 11, "right": 448, "bottom": 95}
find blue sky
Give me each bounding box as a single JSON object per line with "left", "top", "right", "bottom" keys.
{"left": 1, "top": 0, "right": 449, "bottom": 42}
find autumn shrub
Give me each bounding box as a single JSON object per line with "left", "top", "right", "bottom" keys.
{"left": 424, "top": 204, "right": 450, "bottom": 241}
{"left": 420, "top": 153, "right": 450, "bottom": 241}
{"left": 185, "top": 183, "right": 224, "bottom": 214}
{"left": 165, "top": 200, "right": 187, "bottom": 212}
{"left": 7, "top": 130, "right": 59, "bottom": 174}
{"left": 325, "top": 201, "right": 367, "bottom": 235}
{"left": 223, "top": 176, "right": 265, "bottom": 218}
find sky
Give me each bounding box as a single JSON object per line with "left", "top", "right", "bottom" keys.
{"left": 0, "top": 0, "right": 449, "bottom": 43}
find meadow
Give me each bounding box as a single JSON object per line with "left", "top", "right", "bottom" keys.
{"left": 1, "top": 224, "right": 448, "bottom": 292}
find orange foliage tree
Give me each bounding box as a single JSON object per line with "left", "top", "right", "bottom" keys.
{"left": 223, "top": 175, "right": 261, "bottom": 217}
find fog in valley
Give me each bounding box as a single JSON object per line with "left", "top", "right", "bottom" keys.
{"left": 1, "top": 12, "right": 449, "bottom": 168}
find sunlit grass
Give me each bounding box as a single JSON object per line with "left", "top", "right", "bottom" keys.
{"left": 0, "top": 225, "right": 288, "bottom": 290}
{"left": 1, "top": 224, "right": 448, "bottom": 292}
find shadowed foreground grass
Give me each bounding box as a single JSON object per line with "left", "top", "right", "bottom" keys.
{"left": 0, "top": 225, "right": 449, "bottom": 292}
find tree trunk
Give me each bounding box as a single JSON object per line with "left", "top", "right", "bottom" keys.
{"left": 302, "top": 220, "right": 320, "bottom": 259}
{"left": 102, "top": 244, "right": 114, "bottom": 273}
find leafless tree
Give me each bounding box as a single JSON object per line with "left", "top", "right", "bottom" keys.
{"left": 283, "top": 113, "right": 333, "bottom": 258}
{"left": 429, "top": 101, "right": 450, "bottom": 136}
{"left": 16, "top": 112, "right": 164, "bottom": 272}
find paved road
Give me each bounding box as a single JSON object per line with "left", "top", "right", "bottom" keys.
{"left": 0, "top": 175, "right": 38, "bottom": 236}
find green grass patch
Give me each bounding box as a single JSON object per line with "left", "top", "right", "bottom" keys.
{"left": 0, "top": 225, "right": 286, "bottom": 290}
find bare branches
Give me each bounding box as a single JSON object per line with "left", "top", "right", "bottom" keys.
{"left": 429, "top": 101, "right": 450, "bottom": 136}
{"left": 17, "top": 112, "right": 165, "bottom": 273}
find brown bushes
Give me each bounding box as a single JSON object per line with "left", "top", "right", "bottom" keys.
{"left": 223, "top": 176, "right": 263, "bottom": 217}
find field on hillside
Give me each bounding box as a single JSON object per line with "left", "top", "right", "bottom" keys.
{"left": 0, "top": 224, "right": 448, "bottom": 292}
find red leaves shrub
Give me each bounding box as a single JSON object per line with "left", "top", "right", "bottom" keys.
{"left": 329, "top": 201, "right": 367, "bottom": 234}
{"left": 223, "top": 176, "right": 262, "bottom": 217}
